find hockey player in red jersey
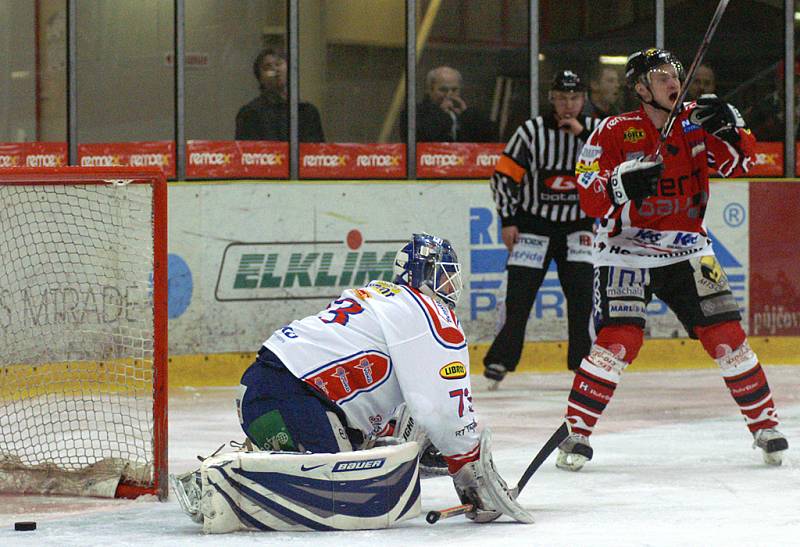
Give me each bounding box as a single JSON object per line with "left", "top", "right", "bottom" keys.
{"left": 556, "top": 48, "right": 789, "bottom": 471}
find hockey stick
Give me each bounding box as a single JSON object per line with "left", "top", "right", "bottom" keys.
{"left": 654, "top": 0, "right": 730, "bottom": 157}
{"left": 425, "top": 422, "right": 570, "bottom": 524}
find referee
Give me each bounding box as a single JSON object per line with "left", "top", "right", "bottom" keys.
{"left": 485, "top": 70, "right": 600, "bottom": 387}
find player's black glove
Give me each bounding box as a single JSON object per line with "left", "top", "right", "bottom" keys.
{"left": 607, "top": 155, "right": 663, "bottom": 206}
{"left": 689, "top": 94, "right": 745, "bottom": 144}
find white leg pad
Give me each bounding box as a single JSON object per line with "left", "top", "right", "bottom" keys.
{"left": 199, "top": 442, "right": 421, "bottom": 533}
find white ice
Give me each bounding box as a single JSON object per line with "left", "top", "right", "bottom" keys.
{"left": 1, "top": 365, "right": 798, "bottom": 546}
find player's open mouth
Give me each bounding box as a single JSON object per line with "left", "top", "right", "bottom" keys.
{"left": 670, "top": 92, "right": 679, "bottom": 102}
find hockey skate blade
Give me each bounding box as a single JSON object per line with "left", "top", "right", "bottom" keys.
{"left": 486, "top": 380, "right": 501, "bottom": 392}
{"left": 555, "top": 450, "right": 588, "bottom": 472}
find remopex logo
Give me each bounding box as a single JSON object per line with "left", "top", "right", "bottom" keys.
{"left": 242, "top": 152, "right": 284, "bottom": 166}
{"left": 356, "top": 154, "right": 401, "bottom": 167}
{"left": 303, "top": 154, "right": 346, "bottom": 167}
{"left": 419, "top": 153, "right": 465, "bottom": 167}
{"left": 189, "top": 152, "right": 232, "bottom": 165}
{"left": 80, "top": 155, "right": 123, "bottom": 167}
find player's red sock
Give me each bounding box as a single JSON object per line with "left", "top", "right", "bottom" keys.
{"left": 565, "top": 362, "right": 617, "bottom": 436}
{"left": 723, "top": 363, "right": 779, "bottom": 432}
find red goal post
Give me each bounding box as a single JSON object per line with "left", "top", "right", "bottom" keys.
{"left": 0, "top": 167, "right": 168, "bottom": 500}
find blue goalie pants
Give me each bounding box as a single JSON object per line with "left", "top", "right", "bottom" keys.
{"left": 238, "top": 347, "right": 356, "bottom": 453}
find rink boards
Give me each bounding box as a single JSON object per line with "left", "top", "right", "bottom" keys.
{"left": 162, "top": 179, "right": 800, "bottom": 380}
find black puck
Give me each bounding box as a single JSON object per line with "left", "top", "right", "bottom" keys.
{"left": 14, "top": 521, "right": 37, "bottom": 531}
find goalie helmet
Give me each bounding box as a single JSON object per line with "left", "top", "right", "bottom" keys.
{"left": 393, "top": 233, "right": 462, "bottom": 309}
{"left": 625, "top": 48, "right": 684, "bottom": 87}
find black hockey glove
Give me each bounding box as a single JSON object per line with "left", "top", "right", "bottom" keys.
{"left": 689, "top": 94, "right": 745, "bottom": 144}
{"left": 607, "top": 155, "right": 663, "bottom": 206}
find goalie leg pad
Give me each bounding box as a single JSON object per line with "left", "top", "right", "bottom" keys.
{"left": 199, "top": 443, "right": 421, "bottom": 533}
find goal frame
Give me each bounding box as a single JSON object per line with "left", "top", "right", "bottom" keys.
{"left": 0, "top": 166, "right": 168, "bottom": 500}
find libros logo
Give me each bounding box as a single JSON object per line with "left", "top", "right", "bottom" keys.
{"left": 215, "top": 230, "right": 406, "bottom": 301}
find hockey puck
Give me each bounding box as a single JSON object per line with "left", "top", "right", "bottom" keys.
{"left": 14, "top": 521, "right": 37, "bottom": 531}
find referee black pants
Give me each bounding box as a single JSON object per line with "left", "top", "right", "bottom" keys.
{"left": 484, "top": 227, "right": 594, "bottom": 372}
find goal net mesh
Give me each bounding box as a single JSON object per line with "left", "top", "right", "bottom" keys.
{"left": 0, "top": 179, "right": 161, "bottom": 497}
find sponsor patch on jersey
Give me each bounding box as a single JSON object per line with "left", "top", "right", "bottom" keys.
{"left": 439, "top": 361, "right": 467, "bottom": 380}
{"left": 577, "top": 171, "right": 595, "bottom": 189}
{"left": 367, "top": 280, "right": 401, "bottom": 297}
{"left": 623, "top": 127, "right": 646, "bottom": 143}
{"left": 543, "top": 174, "right": 577, "bottom": 191}
{"left": 575, "top": 159, "right": 599, "bottom": 174}
{"left": 580, "top": 144, "right": 603, "bottom": 160}
{"left": 353, "top": 288, "right": 372, "bottom": 300}
{"left": 681, "top": 119, "right": 701, "bottom": 134}
{"left": 302, "top": 350, "right": 392, "bottom": 404}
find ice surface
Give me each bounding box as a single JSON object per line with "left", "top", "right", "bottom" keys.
{"left": 1, "top": 365, "right": 798, "bottom": 546}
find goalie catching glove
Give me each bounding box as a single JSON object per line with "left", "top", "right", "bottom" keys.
{"left": 451, "top": 429, "right": 534, "bottom": 524}
{"left": 689, "top": 94, "right": 745, "bottom": 144}
{"left": 607, "top": 155, "right": 663, "bottom": 206}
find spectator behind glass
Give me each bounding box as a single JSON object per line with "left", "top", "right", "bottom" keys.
{"left": 235, "top": 49, "right": 324, "bottom": 142}
{"left": 687, "top": 64, "right": 716, "bottom": 100}
{"left": 401, "top": 66, "right": 497, "bottom": 142}
{"left": 747, "top": 59, "right": 800, "bottom": 142}
{"left": 581, "top": 65, "right": 621, "bottom": 119}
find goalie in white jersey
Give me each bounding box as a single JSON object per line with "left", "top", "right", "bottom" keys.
{"left": 172, "top": 233, "right": 532, "bottom": 531}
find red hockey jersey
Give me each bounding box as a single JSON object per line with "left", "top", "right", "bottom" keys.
{"left": 575, "top": 104, "right": 755, "bottom": 268}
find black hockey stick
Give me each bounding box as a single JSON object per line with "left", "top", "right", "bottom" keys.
{"left": 655, "top": 0, "right": 730, "bottom": 157}
{"left": 425, "top": 422, "right": 570, "bottom": 524}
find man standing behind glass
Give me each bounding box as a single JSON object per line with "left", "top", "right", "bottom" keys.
{"left": 402, "top": 66, "right": 497, "bottom": 142}
{"left": 235, "top": 49, "right": 324, "bottom": 142}
{"left": 582, "top": 64, "right": 621, "bottom": 119}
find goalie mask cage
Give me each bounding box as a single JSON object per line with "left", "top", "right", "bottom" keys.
{"left": 0, "top": 167, "right": 167, "bottom": 500}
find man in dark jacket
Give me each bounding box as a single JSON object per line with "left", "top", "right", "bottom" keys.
{"left": 402, "top": 66, "right": 497, "bottom": 142}
{"left": 235, "top": 49, "right": 324, "bottom": 142}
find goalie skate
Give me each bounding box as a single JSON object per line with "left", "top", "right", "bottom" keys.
{"left": 555, "top": 433, "right": 593, "bottom": 472}
{"left": 752, "top": 428, "right": 788, "bottom": 466}
{"left": 169, "top": 470, "right": 203, "bottom": 524}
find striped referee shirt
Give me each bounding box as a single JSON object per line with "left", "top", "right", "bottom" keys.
{"left": 491, "top": 114, "right": 601, "bottom": 226}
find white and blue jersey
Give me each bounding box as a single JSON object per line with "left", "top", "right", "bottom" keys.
{"left": 263, "top": 280, "right": 479, "bottom": 463}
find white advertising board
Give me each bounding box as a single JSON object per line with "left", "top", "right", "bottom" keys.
{"left": 166, "top": 181, "right": 749, "bottom": 355}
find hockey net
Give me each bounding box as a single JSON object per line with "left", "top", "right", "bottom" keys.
{"left": 0, "top": 167, "right": 167, "bottom": 499}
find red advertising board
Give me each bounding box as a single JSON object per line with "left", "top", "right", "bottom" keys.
{"left": 0, "top": 142, "right": 68, "bottom": 168}
{"left": 78, "top": 141, "right": 176, "bottom": 178}
{"left": 749, "top": 181, "right": 800, "bottom": 335}
{"left": 416, "top": 142, "right": 504, "bottom": 179}
{"left": 187, "top": 140, "right": 289, "bottom": 179}
{"left": 299, "top": 143, "right": 405, "bottom": 179}
{"left": 749, "top": 142, "right": 786, "bottom": 177}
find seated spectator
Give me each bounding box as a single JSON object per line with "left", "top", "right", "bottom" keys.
{"left": 581, "top": 64, "right": 621, "bottom": 119}
{"left": 235, "top": 48, "right": 324, "bottom": 142}
{"left": 687, "top": 64, "right": 716, "bottom": 100}
{"left": 401, "top": 66, "right": 497, "bottom": 142}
